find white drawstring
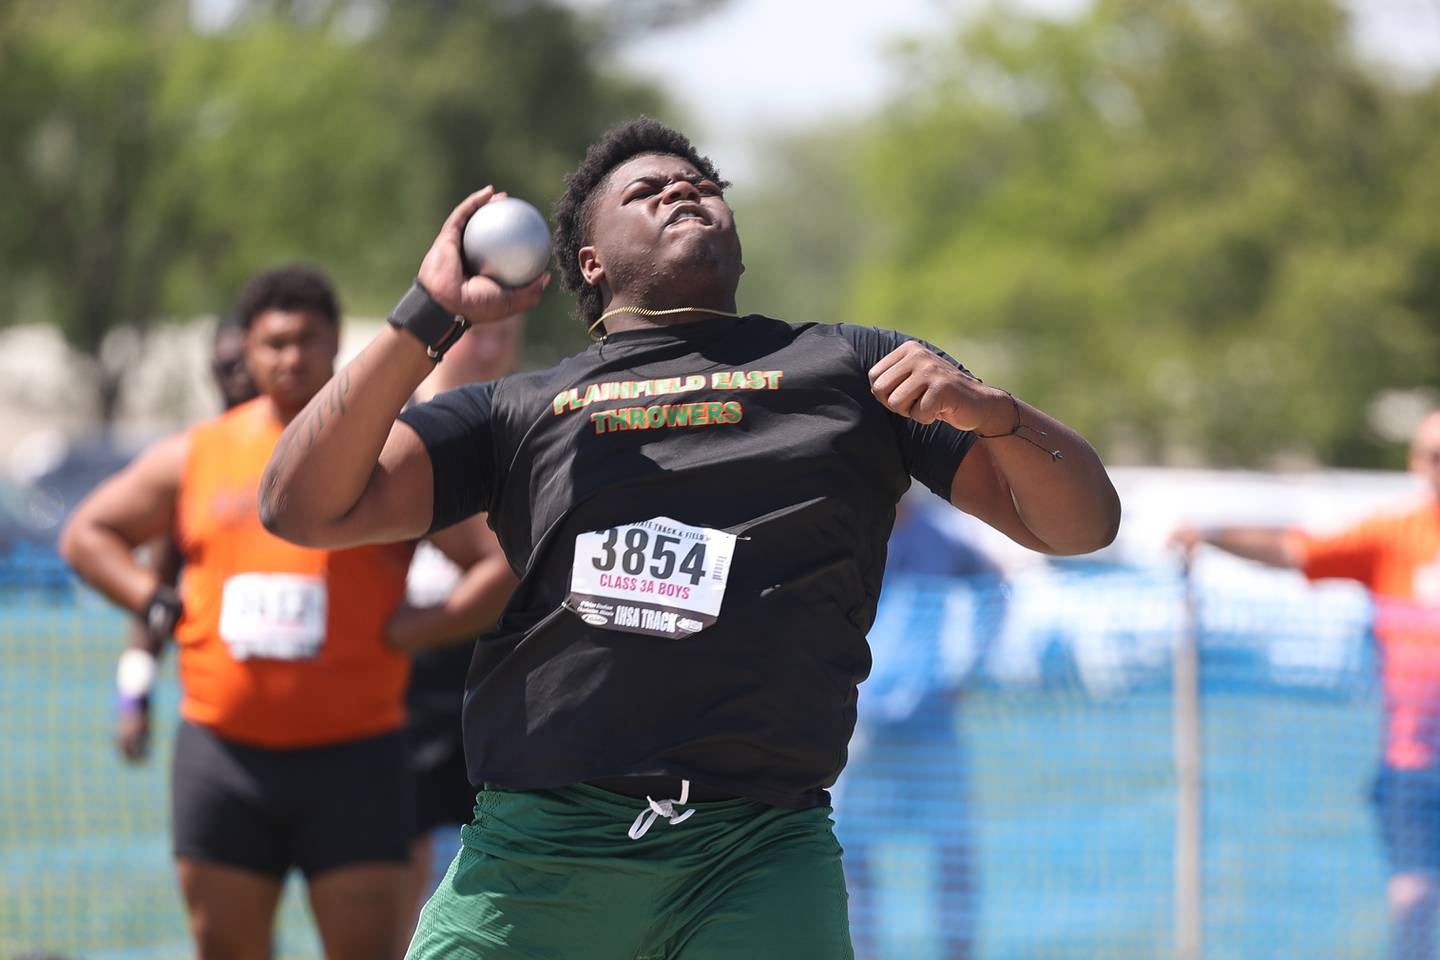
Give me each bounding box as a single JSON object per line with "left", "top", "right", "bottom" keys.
{"left": 626, "top": 779, "right": 696, "bottom": 839}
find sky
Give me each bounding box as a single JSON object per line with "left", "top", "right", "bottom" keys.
{"left": 593, "top": 0, "right": 1440, "bottom": 176}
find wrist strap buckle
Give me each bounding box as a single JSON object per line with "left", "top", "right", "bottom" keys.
{"left": 426, "top": 316, "right": 471, "bottom": 361}
{"left": 387, "top": 281, "right": 470, "bottom": 361}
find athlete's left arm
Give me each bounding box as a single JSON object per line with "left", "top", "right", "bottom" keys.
{"left": 869, "top": 340, "right": 1120, "bottom": 556}
{"left": 384, "top": 515, "right": 518, "bottom": 654}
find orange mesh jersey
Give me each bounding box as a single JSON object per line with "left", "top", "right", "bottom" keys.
{"left": 1293, "top": 503, "right": 1440, "bottom": 769}
{"left": 173, "top": 398, "right": 414, "bottom": 748}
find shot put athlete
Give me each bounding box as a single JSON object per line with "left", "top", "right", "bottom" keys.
{"left": 259, "top": 118, "right": 1121, "bottom": 959}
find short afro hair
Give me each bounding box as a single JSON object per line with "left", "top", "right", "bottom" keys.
{"left": 235, "top": 265, "right": 340, "bottom": 330}
{"left": 552, "top": 117, "right": 728, "bottom": 334}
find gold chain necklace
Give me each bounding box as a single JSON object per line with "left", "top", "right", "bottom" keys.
{"left": 589, "top": 305, "right": 741, "bottom": 340}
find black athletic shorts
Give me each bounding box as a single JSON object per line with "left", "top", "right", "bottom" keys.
{"left": 410, "top": 743, "right": 476, "bottom": 839}
{"left": 171, "top": 720, "right": 414, "bottom": 879}
{"left": 406, "top": 643, "right": 478, "bottom": 838}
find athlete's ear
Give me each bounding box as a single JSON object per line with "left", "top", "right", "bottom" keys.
{"left": 578, "top": 245, "right": 604, "bottom": 288}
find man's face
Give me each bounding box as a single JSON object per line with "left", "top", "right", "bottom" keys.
{"left": 244, "top": 308, "right": 338, "bottom": 413}
{"left": 579, "top": 152, "right": 743, "bottom": 303}
{"left": 211, "top": 327, "right": 258, "bottom": 410}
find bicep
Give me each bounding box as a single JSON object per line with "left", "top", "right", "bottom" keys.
{"left": 947, "top": 442, "right": 1054, "bottom": 554}
{"left": 68, "top": 435, "right": 186, "bottom": 548}
{"left": 330, "top": 421, "right": 435, "bottom": 547}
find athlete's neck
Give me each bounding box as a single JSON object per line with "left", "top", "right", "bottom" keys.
{"left": 597, "top": 299, "right": 740, "bottom": 336}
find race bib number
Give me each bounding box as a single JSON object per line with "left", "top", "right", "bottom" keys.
{"left": 568, "top": 517, "right": 736, "bottom": 639}
{"left": 219, "top": 573, "right": 327, "bottom": 661}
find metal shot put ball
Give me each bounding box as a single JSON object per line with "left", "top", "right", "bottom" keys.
{"left": 461, "top": 197, "right": 552, "bottom": 287}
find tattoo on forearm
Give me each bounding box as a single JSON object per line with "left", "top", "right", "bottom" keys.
{"left": 325, "top": 368, "right": 349, "bottom": 418}
{"left": 258, "top": 369, "right": 353, "bottom": 529}
{"left": 291, "top": 369, "right": 352, "bottom": 456}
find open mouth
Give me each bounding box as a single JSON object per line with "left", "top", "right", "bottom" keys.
{"left": 665, "top": 205, "right": 710, "bottom": 228}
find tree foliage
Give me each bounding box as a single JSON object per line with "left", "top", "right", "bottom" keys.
{"left": 741, "top": 0, "right": 1440, "bottom": 467}
{"left": 0, "top": 0, "right": 686, "bottom": 419}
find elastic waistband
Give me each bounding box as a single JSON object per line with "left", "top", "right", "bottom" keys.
{"left": 584, "top": 776, "right": 739, "bottom": 803}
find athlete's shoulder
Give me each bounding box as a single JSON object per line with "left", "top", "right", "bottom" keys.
{"left": 489, "top": 359, "right": 580, "bottom": 412}
{"left": 807, "top": 322, "right": 915, "bottom": 371}
{"left": 493, "top": 362, "right": 568, "bottom": 396}
{"left": 732, "top": 314, "right": 867, "bottom": 351}
{"left": 1318, "top": 502, "right": 1432, "bottom": 548}
{"left": 1369, "top": 501, "right": 1440, "bottom": 538}
{"left": 193, "top": 396, "right": 268, "bottom": 435}
{"left": 775, "top": 320, "right": 908, "bottom": 345}
{"left": 740, "top": 313, "right": 832, "bottom": 337}
{"left": 741, "top": 312, "right": 803, "bottom": 328}
{"left": 182, "top": 396, "right": 265, "bottom": 453}
{"left": 827, "top": 321, "right": 909, "bottom": 344}
{"left": 124, "top": 429, "right": 190, "bottom": 492}
{"left": 736, "top": 317, "right": 916, "bottom": 375}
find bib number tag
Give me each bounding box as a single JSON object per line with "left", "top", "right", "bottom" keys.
{"left": 219, "top": 573, "right": 327, "bottom": 661}
{"left": 568, "top": 517, "right": 736, "bottom": 639}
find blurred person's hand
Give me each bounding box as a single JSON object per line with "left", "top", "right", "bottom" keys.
{"left": 116, "top": 701, "right": 151, "bottom": 763}
{"left": 383, "top": 601, "right": 431, "bottom": 655}
{"left": 1168, "top": 526, "right": 1206, "bottom": 555}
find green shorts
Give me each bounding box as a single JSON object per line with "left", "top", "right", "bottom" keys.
{"left": 406, "top": 784, "right": 854, "bottom": 960}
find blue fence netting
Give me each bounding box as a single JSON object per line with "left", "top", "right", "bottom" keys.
{"left": 0, "top": 556, "right": 1397, "bottom": 960}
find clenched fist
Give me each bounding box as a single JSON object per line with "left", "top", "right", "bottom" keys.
{"left": 868, "top": 340, "right": 1011, "bottom": 432}
{"left": 116, "top": 700, "right": 151, "bottom": 763}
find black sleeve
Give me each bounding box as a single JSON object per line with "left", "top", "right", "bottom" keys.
{"left": 836, "top": 323, "right": 979, "bottom": 501}
{"left": 396, "top": 380, "right": 498, "bottom": 533}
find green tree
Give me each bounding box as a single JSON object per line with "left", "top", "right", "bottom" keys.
{"left": 0, "top": 3, "right": 199, "bottom": 420}
{"left": 731, "top": 124, "right": 868, "bottom": 326}
{"left": 366, "top": 0, "right": 671, "bottom": 358}
{"left": 745, "top": 0, "right": 1440, "bottom": 467}
{"left": 0, "top": 0, "right": 707, "bottom": 421}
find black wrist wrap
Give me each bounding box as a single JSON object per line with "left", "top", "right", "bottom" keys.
{"left": 143, "top": 584, "right": 184, "bottom": 638}
{"left": 387, "top": 281, "right": 470, "bottom": 360}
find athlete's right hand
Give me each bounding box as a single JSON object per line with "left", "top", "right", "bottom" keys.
{"left": 417, "top": 188, "right": 550, "bottom": 325}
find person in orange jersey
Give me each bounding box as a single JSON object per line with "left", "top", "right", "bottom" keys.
{"left": 1173, "top": 411, "right": 1440, "bottom": 960}
{"left": 61, "top": 266, "right": 511, "bottom": 960}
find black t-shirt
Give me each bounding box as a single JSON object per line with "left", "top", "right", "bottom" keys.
{"left": 404, "top": 641, "right": 471, "bottom": 768}
{"left": 398, "top": 314, "right": 976, "bottom": 808}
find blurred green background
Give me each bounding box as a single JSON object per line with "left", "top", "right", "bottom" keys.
{"left": 4, "top": 0, "right": 1439, "bottom": 468}
{"left": 4, "top": 3, "right": 1440, "bottom": 958}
